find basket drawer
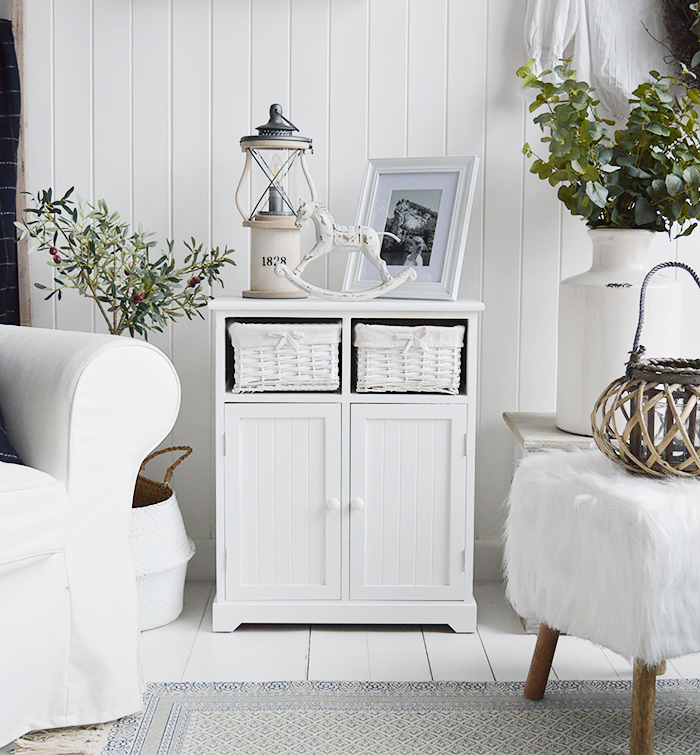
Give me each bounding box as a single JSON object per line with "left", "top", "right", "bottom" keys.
{"left": 229, "top": 322, "right": 341, "bottom": 392}
{"left": 354, "top": 323, "right": 464, "bottom": 394}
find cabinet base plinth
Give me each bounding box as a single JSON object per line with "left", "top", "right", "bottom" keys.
{"left": 212, "top": 595, "right": 477, "bottom": 634}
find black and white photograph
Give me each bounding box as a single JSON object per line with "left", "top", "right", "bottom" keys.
{"left": 343, "top": 156, "right": 479, "bottom": 300}
{"left": 379, "top": 188, "right": 442, "bottom": 267}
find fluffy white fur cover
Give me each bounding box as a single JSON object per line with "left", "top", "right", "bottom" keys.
{"left": 504, "top": 449, "right": 700, "bottom": 665}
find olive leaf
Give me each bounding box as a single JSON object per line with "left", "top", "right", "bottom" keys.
{"left": 16, "top": 190, "right": 236, "bottom": 337}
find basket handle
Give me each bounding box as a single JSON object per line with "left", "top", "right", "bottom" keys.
{"left": 627, "top": 261, "right": 700, "bottom": 374}
{"left": 139, "top": 445, "right": 193, "bottom": 484}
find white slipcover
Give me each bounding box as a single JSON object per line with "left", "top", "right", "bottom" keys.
{"left": 0, "top": 325, "right": 180, "bottom": 747}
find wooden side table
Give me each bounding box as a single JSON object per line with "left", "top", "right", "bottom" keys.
{"left": 502, "top": 412, "right": 597, "bottom": 458}
{"left": 502, "top": 412, "right": 597, "bottom": 632}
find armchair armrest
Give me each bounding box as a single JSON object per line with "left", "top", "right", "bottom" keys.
{"left": 0, "top": 324, "right": 180, "bottom": 489}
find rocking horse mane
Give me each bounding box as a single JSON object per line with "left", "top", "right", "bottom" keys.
{"left": 296, "top": 200, "right": 332, "bottom": 229}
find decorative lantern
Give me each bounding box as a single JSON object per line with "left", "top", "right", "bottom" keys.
{"left": 593, "top": 261, "right": 700, "bottom": 477}
{"left": 235, "top": 104, "right": 317, "bottom": 298}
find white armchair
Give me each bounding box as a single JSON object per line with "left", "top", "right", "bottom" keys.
{"left": 0, "top": 325, "right": 180, "bottom": 747}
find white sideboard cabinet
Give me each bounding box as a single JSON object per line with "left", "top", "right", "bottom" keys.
{"left": 209, "top": 297, "right": 484, "bottom": 632}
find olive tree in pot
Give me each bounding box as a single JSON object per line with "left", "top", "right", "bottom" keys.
{"left": 16, "top": 188, "right": 236, "bottom": 628}
{"left": 518, "top": 60, "right": 700, "bottom": 435}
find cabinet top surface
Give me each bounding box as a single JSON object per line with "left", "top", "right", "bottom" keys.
{"left": 209, "top": 296, "right": 485, "bottom": 313}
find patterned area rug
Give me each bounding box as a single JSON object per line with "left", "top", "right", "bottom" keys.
{"left": 86, "top": 679, "right": 700, "bottom": 755}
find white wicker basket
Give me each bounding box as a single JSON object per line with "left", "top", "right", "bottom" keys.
{"left": 229, "top": 322, "right": 341, "bottom": 392}
{"left": 129, "top": 494, "right": 195, "bottom": 631}
{"left": 354, "top": 323, "right": 464, "bottom": 394}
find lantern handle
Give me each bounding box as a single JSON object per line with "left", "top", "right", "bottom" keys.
{"left": 235, "top": 150, "right": 253, "bottom": 221}
{"left": 628, "top": 261, "right": 700, "bottom": 373}
{"left": 299, "top": 150, "right": 318, "bottom": 203}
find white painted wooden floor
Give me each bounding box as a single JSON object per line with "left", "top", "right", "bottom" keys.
{"left": 140, "top": 581, "right": 700, "bottom": 683}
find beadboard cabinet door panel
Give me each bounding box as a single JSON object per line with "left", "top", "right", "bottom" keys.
{"left": 349, "top": 403, "right": 468, "bottom": 601}
{"left": 224, "top": 404, "right": 342, "bottom": 601}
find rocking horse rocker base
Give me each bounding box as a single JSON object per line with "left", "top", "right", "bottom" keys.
{"left": 275, "top": 263, "right": 416, "bottom": 301}
{"left": 276, "top": 200, "right": 418, "bottom": 301}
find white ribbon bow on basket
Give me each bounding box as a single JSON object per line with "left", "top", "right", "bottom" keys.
{"left": 394, "top": 326, "right": 429, "bottom": 354}
{"left": 269, "top": 330, "right": 306, "bottom": 350}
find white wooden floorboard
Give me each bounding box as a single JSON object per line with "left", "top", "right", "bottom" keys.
{"left": 183, "top": 621, "right": 311, "bottom": 682}
{"left": 308, "top": 625, "right": 371, "bottom": 681}
{"left": 596, "top": 649, "right": 683, "bottom": 681}
{"left": 366, "top": 626, "right": 433, "bottom": 681}
{"left": 473, "top": 581, "right": 538, "bottom": 682}
{"left": 422, "top": 626, "right": 494, "bottom": 682}
{"left": 139, "top": 581, "right": 213, "bottom": 683}
{"left": 551, "top": 635, "right": 619, "bottom": 680}
{"left": 667, "top": 652, "right": 700, "bottom": 679}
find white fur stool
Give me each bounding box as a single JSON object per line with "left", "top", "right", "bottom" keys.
{"left": 504, "top": 448, "right": 700, "bottom": 755}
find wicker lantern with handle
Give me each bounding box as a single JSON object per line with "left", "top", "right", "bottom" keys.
{"left": 593, "top": 261, "right": 700, "bottom": 477}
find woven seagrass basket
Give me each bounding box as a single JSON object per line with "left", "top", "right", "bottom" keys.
{"left": 592, "top": 262, "right": 700, "bottom": 477}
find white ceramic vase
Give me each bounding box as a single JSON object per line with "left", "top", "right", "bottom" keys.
{"left": 556, "top": 228, "right": 682, "bottom": 436}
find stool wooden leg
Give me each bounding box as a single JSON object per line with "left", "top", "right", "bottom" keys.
{"left": 524, "top": 623, "right": 560, "bottom": 700}
{"left": 631, "top": 659, "right": 659, "bottom": 755}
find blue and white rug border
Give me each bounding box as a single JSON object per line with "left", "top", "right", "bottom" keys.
{"left": 99, "top": 679, "right": 700, "bottom": 755}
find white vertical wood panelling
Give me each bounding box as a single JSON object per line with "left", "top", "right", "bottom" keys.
{"left": 474, "top": 0, "right": 527, "bottom": 568}
{"left": 518, "top": 121, "right": 560, "bottom": 412}
{"left": 23, "top": 0, "right": 53, "bottom": 328}
{"left": 406, "top": 0, "right": 446, "bottom": 156}
{"left": 327, "top": 0, "right": 368, "bottom": 289}
{"left": 51, "top": 0, "right": 93, "bottom": 332}
{"left": 169, "top": 0, "right": 213, "bottom": 546}
{"left": 211, "top": 0, "right": 250, "bottom": 298}
{"left": 448, "top": 0, "right": 486, "bottom": 303}
{"left": 289, "top": 0, "right": 329, "bottom": 290}
{"left": 25, "top": 0, "right": 700, "bottom": 582}
{"left": 367, "top": 0, "right": 407, "bottom": 160}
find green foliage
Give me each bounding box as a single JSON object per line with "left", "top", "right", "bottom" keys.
{"left": 16, "top": 188, "right": 236, "bottom": 337}
{"left": 517, "top": 59, "right": 700, "bottom": 236}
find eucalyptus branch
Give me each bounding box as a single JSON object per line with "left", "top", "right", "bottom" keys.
{"left": 517, "top": 59, "right": 700, "bottom": 236}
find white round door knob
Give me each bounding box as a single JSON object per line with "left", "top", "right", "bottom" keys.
{"left": 351, "top": 497, "right": 365, "bottom": 511}
{"left": 327, "top": 498, "right": 341, "bottom": 511}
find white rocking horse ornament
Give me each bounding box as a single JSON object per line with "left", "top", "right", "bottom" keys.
{"left": 274, "top": 201, "right": 417, "bottom": 301}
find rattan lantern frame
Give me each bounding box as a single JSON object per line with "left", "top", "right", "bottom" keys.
{"left": 592, "top": 261, "right": 700, "bottom": 477}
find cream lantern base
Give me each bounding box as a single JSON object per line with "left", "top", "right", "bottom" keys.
{"left": 243, "top": 215, "right": 308, "bottom": 299}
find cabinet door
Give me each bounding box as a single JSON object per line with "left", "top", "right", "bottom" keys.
{"left": 224, "top": 404, "right": 341, "bottom": 600}
{"left": 350, "top": 404, "right": 467, "bottom": 601}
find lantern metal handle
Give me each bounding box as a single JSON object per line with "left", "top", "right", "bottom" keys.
{"left": 628, "top": 261, "right": 700, "bottom": 372}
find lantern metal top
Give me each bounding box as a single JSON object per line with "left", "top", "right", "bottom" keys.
{"left": 240, "top": 104, "right": 312, "bottom": 150}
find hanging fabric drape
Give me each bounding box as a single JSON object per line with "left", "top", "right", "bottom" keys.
{"left": 525, "top": 0, "right": 671, "bottom": 119}
{"left": 0, "top": 19, "right": 20, "bottom": 325}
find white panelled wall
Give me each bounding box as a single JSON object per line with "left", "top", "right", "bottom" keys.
{"left": 21, "top": 0, "right": 700, "bottom": 582}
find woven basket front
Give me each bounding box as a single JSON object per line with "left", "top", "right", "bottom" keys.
{"left": 355, "top": 323, "right": 464, "bottom": 394}
{"left": 229, "top": 322, "right": 341, "bottom": 392}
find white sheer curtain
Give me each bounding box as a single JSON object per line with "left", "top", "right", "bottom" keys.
{"left": 525, "top": 0, "right": 671, "bottom": 118}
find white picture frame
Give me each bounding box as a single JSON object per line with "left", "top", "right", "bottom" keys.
{"left": 342, "top": 156, "right": 479, "bottom": 301}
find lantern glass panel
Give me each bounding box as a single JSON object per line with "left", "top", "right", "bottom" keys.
{"left": 250, "top": 147, "right": 301, "bottom": 218}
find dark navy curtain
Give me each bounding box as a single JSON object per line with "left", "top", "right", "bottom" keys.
{"left": 0, "top": 19, "right": 20, "bottom": 325}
